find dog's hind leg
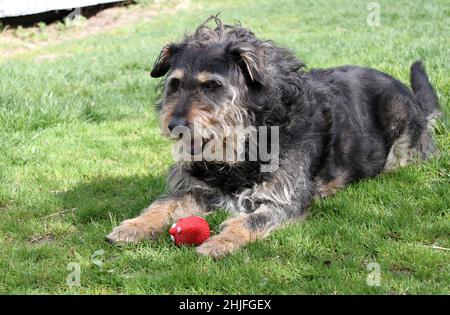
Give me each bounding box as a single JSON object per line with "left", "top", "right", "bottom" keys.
{"left": 315, "top": 170, "right": 349, "bottom": 198}
{"left": 384, "top": 61, "right": 441, "bottom": 171}
{"left": 410, "top": 61, "right": 442, "bottom": 160}
{"left": 384, "top": 132, "right": 414, "bottom": 170}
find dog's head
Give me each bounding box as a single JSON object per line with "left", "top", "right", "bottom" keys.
{"left": 151, "top": 17, "right": 270, "bottom": 152}
{"left": 150, "top": 16, "right": 304, "bottom": 162}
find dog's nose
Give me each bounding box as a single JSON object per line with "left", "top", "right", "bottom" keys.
{"left": 168, "top": 117, "right": 188, "bottom": 132}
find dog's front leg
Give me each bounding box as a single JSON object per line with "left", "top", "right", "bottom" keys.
{"left": 195, "top": 204, "right": 299, "bottom": 259}
{"left": 107, "top": 194, "right": 206, "bottom": 244}
{"left": 196, "top": 177, "right": 314, "bottom": 259}
{"left": 197, "top": 164, "right": 314, "bottom": 258}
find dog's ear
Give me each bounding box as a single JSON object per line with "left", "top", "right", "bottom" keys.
{"left": 227, "top": 42, "right": 266, "bottom": 86}
{"left": 151, "top": 44, "right": 180, "bottom": 78}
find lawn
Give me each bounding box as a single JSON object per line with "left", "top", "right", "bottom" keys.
{"left": 0, "top": 0, "right": 449, "bottom": 294}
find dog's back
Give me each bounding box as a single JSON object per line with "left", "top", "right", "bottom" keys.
{"left": 309, "top": 62, "right": 440, "bottom": 195}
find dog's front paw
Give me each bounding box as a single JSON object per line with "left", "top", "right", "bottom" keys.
{"left": 106, "top": 220, "right": 149, "bottom": 244}
{"left": 196, "top": 236, "right": 240, "bottom": 259}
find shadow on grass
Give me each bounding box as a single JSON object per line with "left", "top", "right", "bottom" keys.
{"left": 57, "top": 174, "right": 167, "bottom": 224}
{"left": 55, "top": 172, "right": 232, "bottom": 244}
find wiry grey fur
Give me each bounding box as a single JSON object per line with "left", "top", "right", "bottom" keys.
{"left": 107, "top": 16, "right": 441, "bottom": 257}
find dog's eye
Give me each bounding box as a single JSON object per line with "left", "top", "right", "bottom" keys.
{"left": 168, "top": 78, "right": 180, "bottom": 92}
{"left": 202, "top": 80, "right": 221, "bottom": 91}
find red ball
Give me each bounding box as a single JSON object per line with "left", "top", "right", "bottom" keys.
{"left": 169, "top": 216, "right": 210, "bottom": 246}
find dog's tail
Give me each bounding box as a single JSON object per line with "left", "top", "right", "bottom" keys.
{"left": 410, "top": 61, "right": 441, "bottom": 118}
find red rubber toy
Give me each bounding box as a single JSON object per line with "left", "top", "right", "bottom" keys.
{"left": 169, "top": 216, "right": 210, "bottom": 246}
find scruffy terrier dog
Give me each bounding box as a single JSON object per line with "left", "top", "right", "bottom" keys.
{"left": 107, "top": 17, "right": 441, "bottom": 258}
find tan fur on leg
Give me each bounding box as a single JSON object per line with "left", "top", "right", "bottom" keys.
{"left": 196, "top": 215, "right": 266, "bottom": 259}
{"left": 107, "top": 194, "right": 205, "bottom": 244}
{"left": 316, "top": 171, "right": 348, "bottom": 198}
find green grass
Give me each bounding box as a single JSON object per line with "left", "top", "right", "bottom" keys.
{"left": 0, "top": 0, "right": 449, "bottom": 294}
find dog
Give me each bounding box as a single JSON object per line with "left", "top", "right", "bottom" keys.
{"left": 107, "top": 16, "right": 441, "bottom": 259}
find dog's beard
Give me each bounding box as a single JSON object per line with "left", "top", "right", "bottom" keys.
{"left": 171, "top": 123, "right": 255, "bottom": 167}
{"left": 170, "top": 128, "right": 203, "bottom": 160}
{"left": 167, "top": 91, "right": 251, "bottom": 166}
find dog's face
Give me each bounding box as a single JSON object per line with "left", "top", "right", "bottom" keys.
{"left": 150, "top": 22, "right": 268, "bottom": 156}
{"left": 154, "top": 45, "right": 246, "bottom": 140}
